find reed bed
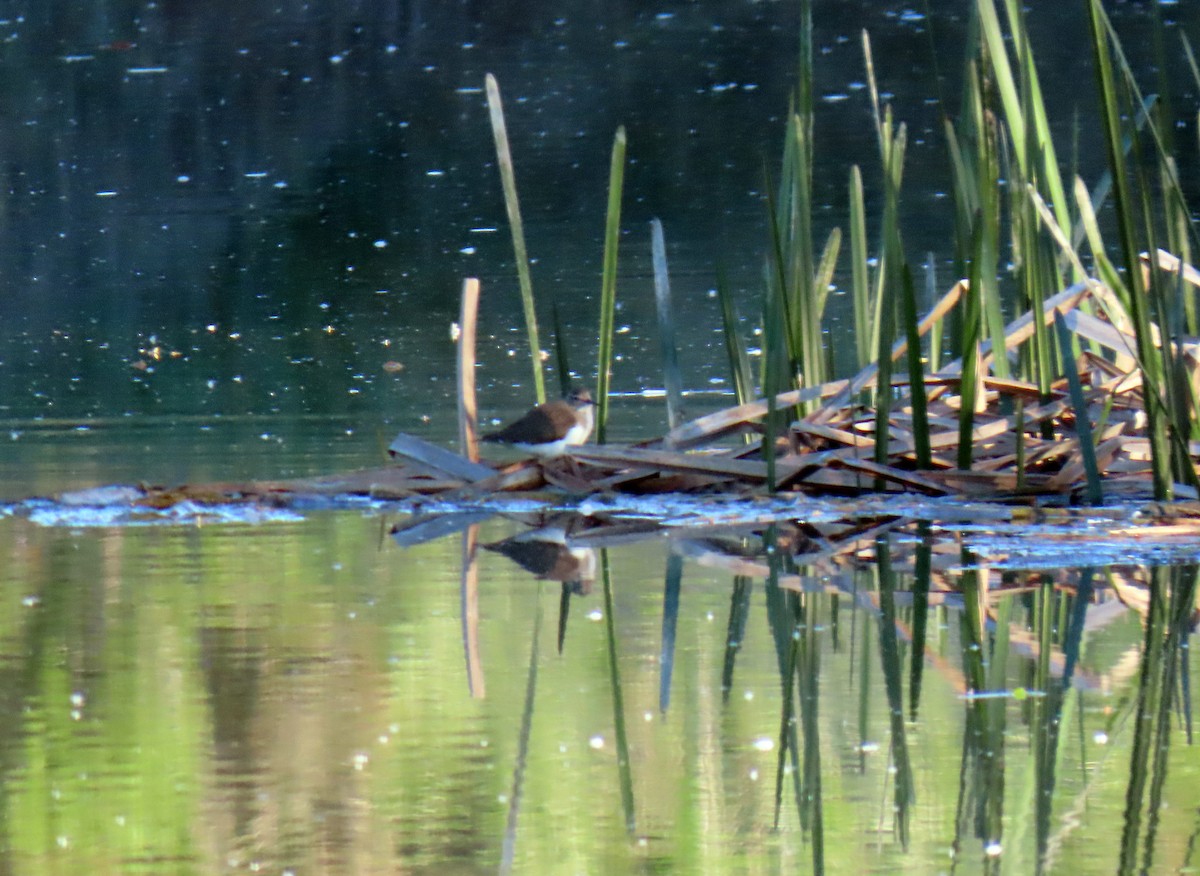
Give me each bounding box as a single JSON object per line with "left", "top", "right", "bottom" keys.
{"left": 361, "top": 249, "right": 1200, "bottom": 507}
{"left": 86, "top": 0, "right": 1200, "bottom": 529}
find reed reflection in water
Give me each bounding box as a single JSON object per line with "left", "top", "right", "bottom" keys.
{"left": 0, "top": 510, "right": 1195, "bottom": 873}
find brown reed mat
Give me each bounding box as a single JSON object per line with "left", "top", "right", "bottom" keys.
{"left": 377, "top": 251, "right": 1200, "bottom": 507}
{"left": 116, "top": 250, "right": 1200, "bottom": 521}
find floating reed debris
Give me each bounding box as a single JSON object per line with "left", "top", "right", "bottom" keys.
{"left": 377, "top": 250, "right": 1200, "bottom": 506}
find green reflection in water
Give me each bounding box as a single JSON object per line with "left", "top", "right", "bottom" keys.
{"left": 0, "top": 514, "right": 1196, "bottom": 874}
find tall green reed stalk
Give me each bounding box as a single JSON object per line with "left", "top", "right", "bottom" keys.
{"left": 1086, "top": 0, "right": 1174, "bottom": 499}
{"left": 763, "top": 0, "right": 839, "bottom": 420}
{"left": 595, "top": 127, "right": 627, "bottom": 444}
{"left": 865, "top": 42, "right": 909, "bottom": 483}
{"left": 486, "top": 74, "right": 546, "bottom": 404}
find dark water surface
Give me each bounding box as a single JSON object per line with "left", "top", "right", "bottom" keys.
{"left": 1, "top": 1, "right": 1199, "bottom": 873}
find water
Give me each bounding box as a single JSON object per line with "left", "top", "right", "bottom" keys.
{"left": 2, "top": 1, "right": 1199, "bottom": 873}
{"left": 1, "top": 509, "right": 1195, "bottom": 873}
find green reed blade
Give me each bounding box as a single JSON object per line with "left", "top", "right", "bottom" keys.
{"left": 1053, "top": 311, "right": 1103, "bottom": 505}
{"left": 924, "top": 254, "right": 942, "bottom": 374}
{"left": 1073, "top": 176, "right": 1127, "bottom": 300}
{"left": 716, "top": 266, "right": 755, "bottom": 407}
{"left": 485, "top": 74, "right": 545, "bottom": 405}
{"left": 849, "top": 166, "right": 872, "bottom": 369}
{"left": 551, "top": 302, "right": 571, "bottom": 398}
{"left": 595, "top": 127, "right": 627, "bottom": 445}
{"left": 900, "top": 265, "right": 931, "bottom": 469}
{"left": 1183, "top": 33, "right": 1200, "bottom": 90}
{"left": 873, "top": 109, "right": 907, "bottom": 486}
{"left": 979, "top": 0, "right": 1074, "bottom": 276}
{"left": 1069, "top": 95, "right": 1157, "bottom": 255}
{"left": 814, "top": 228, "right": 841, "bottom": 319}
{"left": 651, "top": 219, "right": 684, "bottom": 431}
{"left": 957, "top": 219, "right": 984, "bottom": 471}
{"left": 1086, "top": 0, "right": 1172, "bottom": 499}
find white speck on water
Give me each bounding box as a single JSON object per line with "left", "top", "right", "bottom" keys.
{"left": 352, "top": 753, "right": 368, "bottom": 771}
{"left": 243, "top": 171, "right": 268, "bottom": 179}
{"left": 743, "top": 690, "right": 754, "bottom": 701}
{"left": 459, "top": 246, "right": 476, "bottom": 255}
{"left": 752, "top": 737, "right": 774, "bottom": 752}
{"left": 95, "top": 190, "right": 118, "bottom": 197}
{"left": 426, "top": 169, "right": 445, "bottom": 177}
{"left": 1094, "top": 731, "right": 1109, "bottom": 745}
{"left": 373, "top": 239, "right": 388, "bottom": 249}
{"left": 587, "top": 608, "right": 603, "bottom": 621}
{"left": 176, "top": 174, "right": 190, "bottom": 183}
{"left": 589, "top": 735, "right": 605, "bottom": 749}
{"left": 749, "top": 768, "right": 759, "bottom": 781}
{"left": 985, "top": 841, "right": 1002, "bottom": 857}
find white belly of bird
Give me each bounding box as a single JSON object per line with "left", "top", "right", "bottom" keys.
{"left": 516, "top": 420, "right": 591, "bottom": 458}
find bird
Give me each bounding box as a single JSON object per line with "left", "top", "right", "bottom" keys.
{"left": 481, "top": 387, "right": 596, "bottom": 458}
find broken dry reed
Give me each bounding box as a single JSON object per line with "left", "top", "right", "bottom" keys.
{"left": 456, "top": 277, "right": 481, "bottom": 462}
